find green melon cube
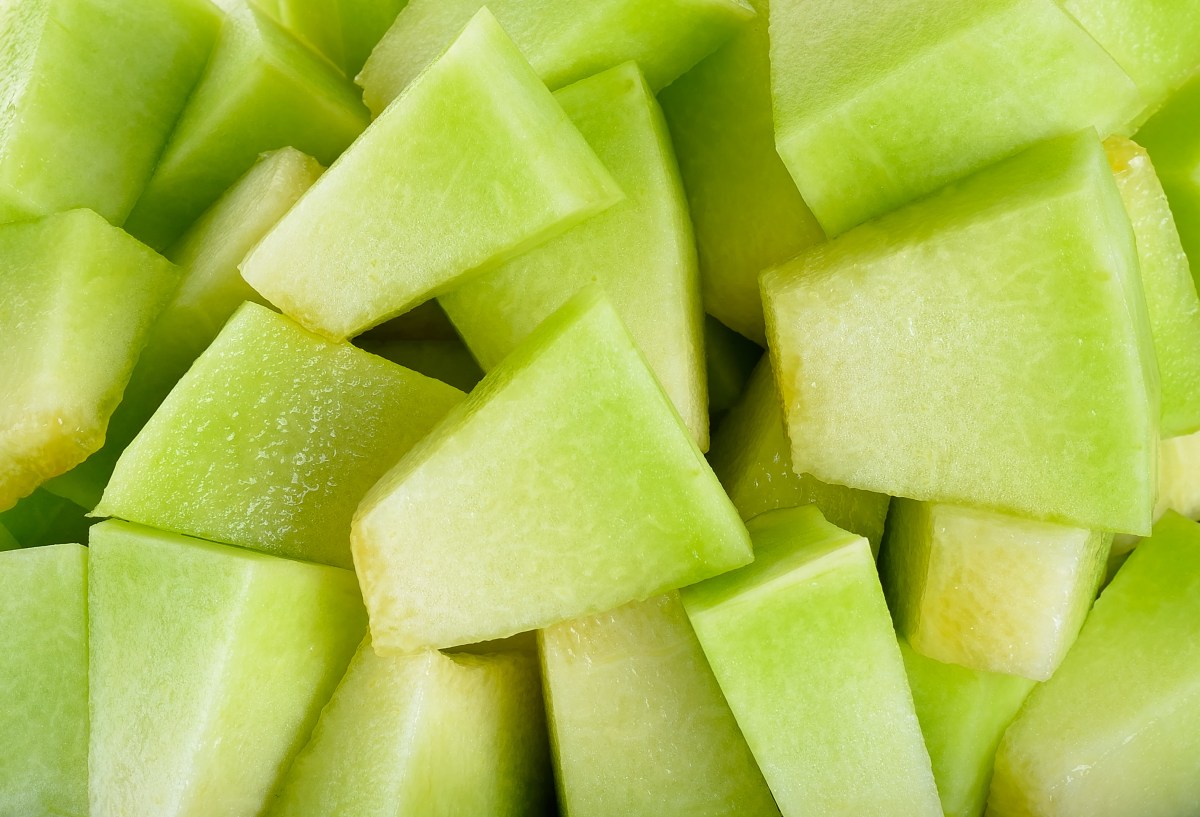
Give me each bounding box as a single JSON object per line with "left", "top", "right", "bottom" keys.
{"left": 0, "top": 543, "right": 87, "bottom": 817}
{"left": 0, "top": 488, "right": 92, "bottom": 548}
{"left": 241, "top": 9, "right": 621, "bottom": 340}
{"left": 353, "top": 288, "right": 752, "bottom": 653}
{"left": 541, "top": 592, "right": 779, "bottom": 817}
{"left": 681, "top": 506, "right": 941, "bottom": 817}
{"left": 761, "top": 130, "right": 1157, "bottom": 534}
{"left": 88, "top": 520, "right": 365, "bottom": 817}
{"left": 440, "top": 61, "right": 708, "bottom": 447}
{"left": 96, "top": 302, "right": 463, "bottom": 569}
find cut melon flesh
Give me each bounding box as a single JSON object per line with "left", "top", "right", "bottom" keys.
{"left": 1136, "top": 74, "right": 1200, "bottom": 278}
{"left": 96, "top": 302, "right": 464, "bottom": 569}
{"left": 703, "top": 315, "right": 762, "bottom": 420}
{"left": 762, "top": 130, "right": 1157, "bottom": 535}
{"left": 769, "top": 0, "right": 1142, "bottom": 236}
{"left": 540, "top": 592, "right": 779, "bottom": 817}
{"left": 88, "top": 520, "right": 366, "bottom": 817}
{"left": 681, "top": 507, "right": 941, "bottom": 817}
{"left": 357, "top": 0, "right": 755, "bottom": 116}
{"left": 658, "top": 0, "right": 823, "bottom": 343}
{"left": 269, "top": 640, "right": 551, "bottom": 817}
{"left": 354, "top": 337, "right": 484, "bottom": 393}
{"left": 0, "top": 209, "right": 180, "bottom": 511}
{"left": 241, "top": 9, "right": 621, "bottom": 341}
{"left": 353, "top": 288, "right": 752, "bottom": 653}
{"left": 881, "top": 499, "right": 1110, "bottom": 681}
{"left": 0, "top": 489, "right": 91, "bottom": 548}
{"left": 0, "top": 0, "right": 219, "bottom": 224}
{"left": 0, "top": 543, "right": 87, "bottom": 817}
{"left": 988, "top": 512, "right": 1200, "bottom": 816}
{"left": 124, "top": 5, "right": 368, "bottom": 250}
{"left": 440, "top": 61, "right": 709, "bottom": 448}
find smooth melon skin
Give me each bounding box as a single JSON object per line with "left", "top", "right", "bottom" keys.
{"left": 762, "top": 130, "right": 1158, "bottom": 535}
{"left": 0, "top": 488, "right": 91, "bottom": 548}
{"left": 0, "top": 544, "right": 87, "bottom": 817}
{"left": 987, "top": 512, "right": 1200, "bottom": 817}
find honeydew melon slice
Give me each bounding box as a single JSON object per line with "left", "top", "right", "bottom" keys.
{"left": 1136, "top": 74, "right": 1200, "bottom": 278}
{"left": 0, "top": 489, "right": 91, "bottom": 548}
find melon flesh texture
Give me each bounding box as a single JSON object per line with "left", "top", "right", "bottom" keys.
{"left": 0, "top": 543, "right": 87, "bottom": 817}
{"left": 241, "top": 8, "right": 621, "bottom": 340}
{"left": 440, "top": 61, "right": 709, "bottom": 448}
{"left": 0, "top": 0, "right": 219, "bottom": 225}
{"left": 124, "top": 6, "right": 366, "bottom": 251}
{"left": 353, "top": 288, "right": 752, "bottom": 653}
{"left": 0, "top": 209, "right": 180, "bottom": 511}
{"left": 540, "top": 592, "right": 779, "bottom": 817}
{"left": 88, "top": 520, "right": 366, "bottom": 817}
{"left": 769, "top": 0, "right": 1142, "bottom": 236}
{"left": 988, "top": 512, "right": 1200, "bottom": 817}
{"left": 269, "top": 640, "right": 551, "bottom": 817}
{"left": 658, "top": 0, "right": 823, "bottom": 344}
{"left": 357, "top": 0, "right": 754, "bottom": 116}
{"left": 681, "top": 506, "right": 941, "bottom": 817}
{"left": 0, "top": 488, "right": 91, "bottom": 548}
{"left": 277, "top": 0, "right": 409, "bottom": 77}
{"left": 96, "top": 302, "right": 464, "bottom": 569}
{"left": 762, "top": 130, "right": 1157, "bottom": 535}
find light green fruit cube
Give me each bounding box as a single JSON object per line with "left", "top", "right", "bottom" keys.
{"left": 681, "top": 506, "right": 941, "bottom": 817}
{"left": 96, "top": 302, "right": 463, "bottom": 569}
{"left": 0, "top": 489, "right": 91, "bottom": 548}
{"left": 762, "top": 130, "right": 1157, "bottom": 534}
{"left": 354, "top": 288, "right": 752, "bottom": 653}
{"left": 241, "top": 8, "right": 621, "bottom": 340}
{"left": 541, "top": 592, "right": 779, "bottom": 817}
{"left": 440, "top": 61, "right": 708, "bottom": 447}
{"left": 0, "top": 543, "right": 87, "bottom": 817}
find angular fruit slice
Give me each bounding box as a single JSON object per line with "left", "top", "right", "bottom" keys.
{"left": 0, "top": 543, "right": 87, "bottom": 817}
{"left": 989, "top": 512, "right": 1200, "bottom": 816}
{"left": 440, "top": 62, "right": 709, "bottom": 447}
{"left": 88, "top": 520, "right": 366, "bottom": 817}
{"left": 241, "top": 9, "right": 621, "bottom": 340}
{"left": 0, "top": 489, "right": 91, "bottom": 548}
{"left": 541, "top": 593, "right": 779, "bottom": 817}
{"left": 353, "top": 288, "right": 752, "bottom": 653}
{"left": 0, "top": 210, "right": 180, "bottom": 511}
{"left": 269, "top": 640, "right": 551, "bottom": 817}
{"left": 762, "top": 130, "right": 1157, "bottom": 534}
{"left": 768, "top": 0, "right": 1142, "bottom": 235}
{"left": 681, "top": 507, "right": 941, "bottom": 817}
{"left": 96, "top": 302, "right": 464, "bottom": 569}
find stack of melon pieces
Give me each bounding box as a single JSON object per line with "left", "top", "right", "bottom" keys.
{"left": 3, "top": 0, "right": 1200, "bottom": 815}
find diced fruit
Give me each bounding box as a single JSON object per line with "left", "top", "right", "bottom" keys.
{"left": 88, "top": 520, "right": 366, "bottom": 817}
{"left": 541, "top": 592, "right": 779, "bottom": 817}
{"left": 241, "top": 9, "right": 621, "bottom": 340}
{"left": 1109, "top": 429, "right": 1200, "bottom": 572}
{"left": 762, "top": 130, "right": 1157, "bottom": 534}
{"left": 1136, "top": 73, "right": 1200, "bottom": 278}
{"left": 0, "top": 489, "right": 92, "bottom": 548}
{"left": 353, "top": 288, "right": 752, "bottom": 652}
{"left": 440, "top": 61, "right": 709, "bottom": 447}
{"left": 703, "top": 315, "right": 762, "bottom": 421}
{"left": 95, "top": 302, "right": 464, "bottom": 569}
{"left": 681, "top": 506, "right": 941, "bottom": 816}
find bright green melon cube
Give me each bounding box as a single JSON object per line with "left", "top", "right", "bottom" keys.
{"left": 353, "top": 287, "right": 752, "bottom": 653}
{"left": 0, "top": 543, "right": 87, "bottom": 817}
{"left": 0, "top": 488, "right": 91, "bottom": 548}
{"left": 96, "top": 302, "right": 464, "bottom": 568}
{"left": 681, "top": 506, "right": 941, "bottom": 817}
{"left": 541, "top": 592, "right": 779, "bottom": 817}
{"left": 762, "top": 130, "right": 1157, "bottom": 534}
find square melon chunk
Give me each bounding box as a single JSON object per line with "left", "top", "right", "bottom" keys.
{"left": 353, "top": 287, "right": 752, "bottom": 653}
{"left": 240, "top": 8, "right": 621, "bottom": 340}
{"left": 761, "top": 130, "right": 1158, "bottom": 534}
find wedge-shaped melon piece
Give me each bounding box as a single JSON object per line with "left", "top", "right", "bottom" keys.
{"left": 354, "top": 288, "right": 752, "bottom": 652}
{"left": 96, "top": 303, "right": 463, "bottom": 568}
{"left": 989, "top": 512, "right": 1200, "bottom": 816}
{"left": 242, "top": 9, "right": 620, "bottom": 340}
{"left": 769, "top": 0, "right": 1141, "bottom": 236}
{"left": 762, "top": 130, "right": 1157, "bottom": 534}
{"left": 0, "top": 210, "right": 180, "bottom": 511}
{"left": 270, "top": 639, "right": 551, "bottom": 817}
{"left": 358, "top": 0, "right": 754, "bottom": 115}
{"left": 89, "top": 520, "right": 365, "bottom": 817}
{"left": 0, "top": 489, "right": 91, "bottom": 548}
{"left": 541, "top": 593, "right": 778, "bottom": 817}
{"left": 1136, "top": 75, "right": 1200, "bottom": 280}
{"left": 0, "top": 544, "right": 87, "bottom": 817}
{"left": 276, "top": 0, "right": 409, "bottom": 76}
{"left": 681, "top": 507, "right": 940, "bottom": 816}
{"left": 441, "top": 62, "right": 708, "bottom": 447}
